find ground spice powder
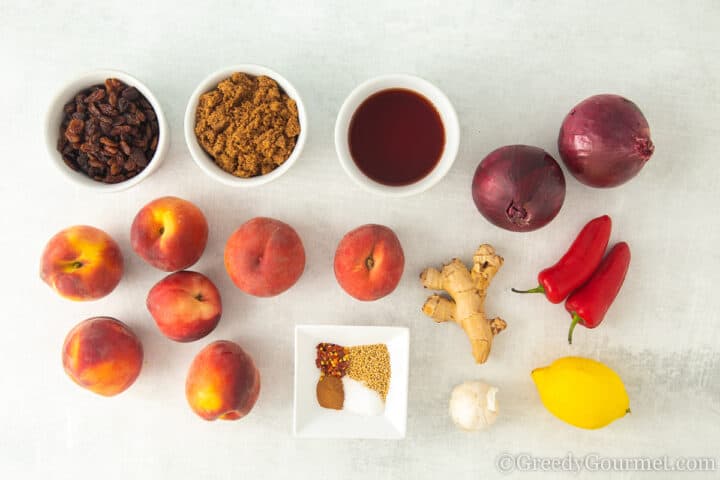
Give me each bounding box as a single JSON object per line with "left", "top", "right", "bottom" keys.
{"left": 194, "top": 73, "right": 300, "bottom": 177}
{"left": 316, "top": 375, "right": 344, "bottom": 410}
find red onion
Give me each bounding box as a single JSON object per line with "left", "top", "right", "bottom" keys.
{"left": 558, "top": 94, "right": 654, "bottom": 188}
{"left": 471, "top": 145, "right": 566, "bottom": 232}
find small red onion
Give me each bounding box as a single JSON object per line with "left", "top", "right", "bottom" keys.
{"left": 471, "top": 145, "right": 566, "bottom": 232}
{"left": 558, "top": 94, "right": 654, "bottom": 188}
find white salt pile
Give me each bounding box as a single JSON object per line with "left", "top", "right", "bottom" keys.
{"left": 341, "top": 376, "right": 385, "bottom": 416}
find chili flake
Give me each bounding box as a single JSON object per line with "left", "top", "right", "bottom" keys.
{"left": 315, "top": 343, "right": 349, "bottom": 377}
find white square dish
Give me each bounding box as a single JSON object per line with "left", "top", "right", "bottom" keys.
{"left": 293, "top": 325, "right": 409, "bottom": 439}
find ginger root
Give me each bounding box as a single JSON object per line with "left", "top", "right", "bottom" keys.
{"left": 420, "top": 244, "right": 507, "bottom": 364}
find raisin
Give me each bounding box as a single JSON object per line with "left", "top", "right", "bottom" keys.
{"left": 121, "top": 87, "right": 140, "bottom": 101}
{"left": 105, "top": 78, "right": 122, "bottom": 92}
{"left": 55, "top": 78, "right": 158, "bottom": 184}
{"left": 67, "top": 119, "right": 84, "bottom": 134}
{"left": 129, "top": 148, "right": 147, "bottom": 167}
{"left": 98, "top": 103, "right": 118, "bottom": 116}
{"left": 84, "top": 88, "right": 106, "bottom": 103}
{"left": 99, "top": 136, "right": 118, "bottom": 147}
{"left": 65, "top": 131, "right": 81, "bottom": 143}
{"left": 118, "top": 97, "right": 129, "bottom": 113}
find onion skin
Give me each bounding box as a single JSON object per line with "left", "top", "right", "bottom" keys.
{"left": 558, "top": 94, "right": 654, "bottom": 188}
{"left": 472, "top": 145, "right": 566, "bottom": 232}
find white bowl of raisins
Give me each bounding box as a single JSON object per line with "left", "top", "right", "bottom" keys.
{"left": 45, "top": 69, "right": 169, "bottom": 192}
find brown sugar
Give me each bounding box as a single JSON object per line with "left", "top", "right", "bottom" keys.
{"left": 194, "top": 73, "right": 301, "bottom": 177}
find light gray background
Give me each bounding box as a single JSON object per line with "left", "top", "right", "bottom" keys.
{"left": 1, "top": 1, "right": 719, "bottom": 479}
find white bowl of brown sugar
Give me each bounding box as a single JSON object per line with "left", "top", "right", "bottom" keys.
{"left": 184, "top": 65, "right": 307, "bottom": 187}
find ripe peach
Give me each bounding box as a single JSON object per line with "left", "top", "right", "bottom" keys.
{"left": 147, "top": 271, "right": 222, "bottom": 342}
{"left": 40, "top": 225, "right": 124, "bottom": 301}
{"left": 334, "top": 224, "right": 405, "bottom": 301}
{"left": 185, "top": 340, "right": 260, "bottom": 421}
{"left": 224, "top": 217, "right": 305, "bottom": 297}
{"left": 131, "top": 196, "right": 208, "bottom": 272}
{"left": 62, "top": 317, "right": 143, "bottom": 396}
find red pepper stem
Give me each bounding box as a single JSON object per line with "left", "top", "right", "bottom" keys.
{"left": 567, "top": 313, "right": 582, "bottom": 344}
{"left": 511, "top": 285, "right": 545, "bottom": 295}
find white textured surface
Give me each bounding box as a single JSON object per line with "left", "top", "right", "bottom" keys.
{"left": 1, "top": 1, "right": 719, "bottom": 478}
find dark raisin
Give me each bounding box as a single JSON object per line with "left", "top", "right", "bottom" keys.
{"left": 125, "top": 113, "right": 139, "bottom": 125}
{"left": 118, "top": 97, "right": 129, "bottom": 112}
{"left": 129, "top": 148, "right": 148, "bottom": 167}
{"left": 121, "top": 87, "right": 140, "bottom": 101}
{"left": 63, "top": 155, "right": 79, "bottom": 171}
{"left": 88, "top": 103, "right": 101, "bottom": 117}
{"left": 98, "top": 103, "right": 118, "bottom": 116}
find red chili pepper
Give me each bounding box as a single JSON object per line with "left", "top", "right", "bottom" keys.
{"left": 566, "top": 242, "right": 631, "bottom": 344}
{"left": 513, "top": 215, "right": 612, "bottom": 303}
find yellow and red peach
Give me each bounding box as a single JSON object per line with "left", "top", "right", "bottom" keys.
{"left": 40, "top": 225, "right": 124, "bottom": 301}
{"left": 131, "top": 196, "right": 208, "bottom": 272}
{"left": 62, "top": 317, "right": 143, "bottom": 396}
{"left": 334, "top": 224, "right": 405, "bottom": 301}
{"left": 224, "top": 217, "right": 305, "bottom": 297}
{"left": 147, "top": 271, "right": 222, "bottom": 342}
{"left": 185, "top": 340, "right": 261, "bottom": 421}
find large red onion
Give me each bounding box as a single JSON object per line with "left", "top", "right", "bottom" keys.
{"left": 471, "top": 145, "right": 566, "bottom": 232}
{"left": 558, "top": 94, "right": 654, "bottom": 188}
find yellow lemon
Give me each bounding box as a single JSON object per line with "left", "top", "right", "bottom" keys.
{"left": 531, "top": 356, "right": 630, "bottom": 429}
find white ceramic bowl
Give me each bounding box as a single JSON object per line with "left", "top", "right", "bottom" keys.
{"left": 44, "top": 69, "right": 169, "bottom": 193}
{"left": 184, "top": 65, "right": 307, "bottom": 187}
{"left": 335, "top": 74, "right": 460, "bottom": 197}
{"left": 293, "top": 324, "right": 409, "bottom": 439}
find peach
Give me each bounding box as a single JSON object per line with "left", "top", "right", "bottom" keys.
{"left": 147, "top": 271, "right": 222, "bottom": 342}
{"left": 131, "top": 196, "right": 208, "bottom": 272}
{"left": 334, "top": 224, "right": 405, "bottom": 301}
{"left": 224, "top": 217, "right": 305, "bottom": 297}
{"left": 185, "top": 340, "right": 260, "bottom": 421}
{"left": 62, "top": 317, "right": 143, "bottom": 396}
{"left": 40, "top": 225, "right": 124, "bottom": 301}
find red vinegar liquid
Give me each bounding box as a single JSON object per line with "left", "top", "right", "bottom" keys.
{"left": 348, "top": 89, "right": 445, "bottom": 186}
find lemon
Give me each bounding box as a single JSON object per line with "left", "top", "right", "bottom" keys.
{"left": 531, "top": 356, "right": 630, "bottom": 429}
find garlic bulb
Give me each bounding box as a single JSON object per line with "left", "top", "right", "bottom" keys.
{"left": 449, "top": 381, "right": 499, "bottom": 431}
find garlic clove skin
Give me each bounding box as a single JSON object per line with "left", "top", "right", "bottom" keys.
{"left": 449, "top": 381, "right": 499, "bottom": 431}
